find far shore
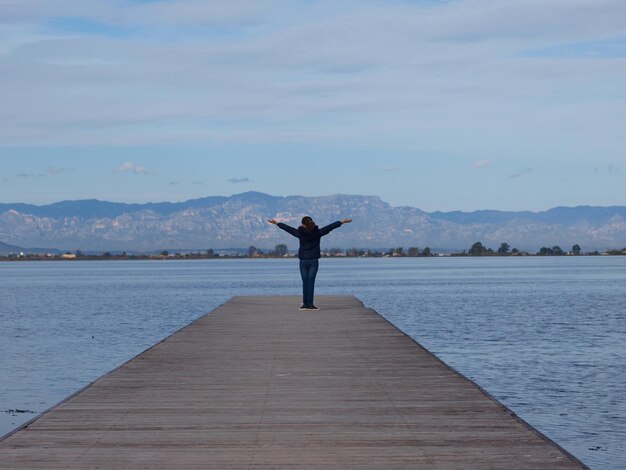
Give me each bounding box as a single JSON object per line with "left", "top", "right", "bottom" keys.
{"left": 2, "top": 247, "right": 625, "bottom": 262}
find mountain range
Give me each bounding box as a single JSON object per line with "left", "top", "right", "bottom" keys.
{"left": 1, "top": 192, "right": 625, "bottom": 252}
{"left": 0, "top": 240, "right": 61, "bottom": 256}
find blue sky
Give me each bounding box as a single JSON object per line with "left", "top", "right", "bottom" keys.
{"left": 1, "top": 0, "right": 624, "bottom": 211}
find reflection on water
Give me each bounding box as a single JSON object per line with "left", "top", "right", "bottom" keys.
{"left": 1, "top": 257, "right": 625, "bottom": 469}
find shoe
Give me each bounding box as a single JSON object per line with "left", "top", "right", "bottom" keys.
{"left": 307, "top": 305, "right": 319, "bottom": 310}
{"left": 299, "top": 305, "right": 308, "bottom": 311}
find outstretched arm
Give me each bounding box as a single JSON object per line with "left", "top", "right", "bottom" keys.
{"left": 319, "top": 218, "right": 352, "bottom": 236}
{"left": 268, "top": 219, "right": 300, "bottom": 238}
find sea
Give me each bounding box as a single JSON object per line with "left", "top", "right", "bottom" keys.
{"left": 1, "top": 256, "right": 624, "bottom": 469}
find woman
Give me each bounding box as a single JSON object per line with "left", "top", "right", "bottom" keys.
{"left": 268, "top": 216, "right": 352, "bottom": 310}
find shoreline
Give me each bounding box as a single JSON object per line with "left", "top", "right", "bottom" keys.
{"left": 1, "top": 251, "right": 624, "bottom": 262}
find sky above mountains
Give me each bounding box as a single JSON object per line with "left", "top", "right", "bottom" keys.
{"left": 1, "top": 0, "right": 625, "bottom": 211}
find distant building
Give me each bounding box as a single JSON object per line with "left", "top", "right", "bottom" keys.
{"left": 62, "top": 253, "right": 77, "bottom": 259}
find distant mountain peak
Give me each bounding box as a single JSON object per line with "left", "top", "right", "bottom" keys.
{"left": 1, "top": 193, "right": 625, "bottom": 252}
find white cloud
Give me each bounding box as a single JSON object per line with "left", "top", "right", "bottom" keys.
{"left": 116, "top": 162, "right": 135, "bottom": 172}
{"left": 0, "top": 0, "right": 625, "bottom": 160}
{"left": 115, "top": 162, "right": 154, "bottom": 175}
{"left": 471, "top": 160, "right": 490, "bottom": 169}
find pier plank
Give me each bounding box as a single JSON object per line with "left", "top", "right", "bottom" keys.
{"left": 0, "top": 296, "right": 588, "bottom": 469}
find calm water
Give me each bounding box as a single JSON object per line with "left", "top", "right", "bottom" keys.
{"left": 1, "top": 257, "right": 625, "bottom": 468}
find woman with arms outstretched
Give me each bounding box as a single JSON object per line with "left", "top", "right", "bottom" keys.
{"left": 268, "top": 216, "right": 352, "bottom": 310}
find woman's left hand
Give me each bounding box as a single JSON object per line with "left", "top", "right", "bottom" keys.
{"left": 341, "top": 218, "right": 352, "bottom": 224}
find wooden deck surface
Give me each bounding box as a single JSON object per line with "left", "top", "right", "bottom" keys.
{"left": 0, "top": 296, "right": 588, "bottom": 469}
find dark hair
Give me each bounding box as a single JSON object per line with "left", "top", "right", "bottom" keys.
{"left": 301, "top": 216, "right": 315, "bottom": 230}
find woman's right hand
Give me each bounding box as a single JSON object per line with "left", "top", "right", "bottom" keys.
{"left": 268, "top": 219, "right": 278, "bottom": 224}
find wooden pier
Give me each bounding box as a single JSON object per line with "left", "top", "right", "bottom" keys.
{"left": 0, "top": 296, "right": 588, "bottom": 469}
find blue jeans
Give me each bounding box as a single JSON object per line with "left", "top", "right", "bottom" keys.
{"left": 299, "top": 258, "right": 319, "bottom": 307}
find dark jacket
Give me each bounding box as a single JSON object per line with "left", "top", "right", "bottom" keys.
{"left": 276, "top": 221, "right": 342, "bottom": 259}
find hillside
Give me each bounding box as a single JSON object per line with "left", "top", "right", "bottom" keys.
{"left": 1, "top": 192, "right": 625, "bottom": 252}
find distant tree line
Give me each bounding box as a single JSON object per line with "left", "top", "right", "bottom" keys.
{"left": 246, "top": 245, "right": 434, "bottom": 258}
{"left": 248, "top": 244, "right": 288, "bottom": 257}
{"left": 4, "top": 244, "right": 626, "bottom": 262}
{"left": 461, "top": 242, "right": 614, "bottom": 256}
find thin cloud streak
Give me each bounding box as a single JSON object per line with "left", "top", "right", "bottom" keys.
{"left": 9, "top": 167, "right": 70, "bottom": 180}
{"left": 47, "top": 166, "right": 71, "bottom": 174}
{"left": 607, "top": 164, "right": 623, "bottom": 175}
{"left": 375, "top": 167, "right": 399, "bottom": 173}
{"left": 509, "top": 168, "right": 533, "bottom": 179}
